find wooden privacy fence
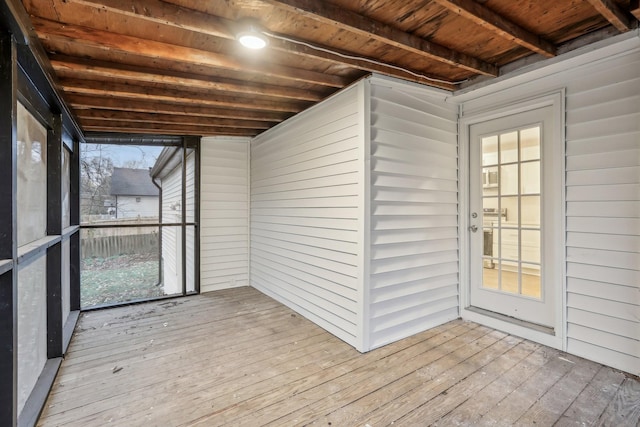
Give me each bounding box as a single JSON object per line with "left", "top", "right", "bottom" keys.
{"left": 81, "top": 233, "right": 158, "bottom": 258}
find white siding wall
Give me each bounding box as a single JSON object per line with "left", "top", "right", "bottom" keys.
{"left": 161, "top": 162, "right": 182, "bottom": 295}
{"left": 368, "top": 77, "right": 459, "bottom": 349}
{"left": 250, "top": 85, "right": 365, "bottom": 349}
{"left": 116, "top": 195, "right": 158, "bottom": 219}
{"left": 185, "top": 152, "right": 196, "bottom": 292}
{"left": 200, "top": 137, "right": 249, "bottom": 293}
{"left": 456, "top": 35, "right": 640, "bottom": 375}
{"left": 564, "top": 49, "right": 640, "bottom": 375}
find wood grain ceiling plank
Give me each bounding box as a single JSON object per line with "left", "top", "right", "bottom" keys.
{"left": 585, "top": 0, "right": 634, "bottom": 32}
{"left": 265, "top": 35, "right": 456, "bottom": 90}
{"left": 81, "top": 121, "right": 259, "bottom": 136}
{"left": 59, "top": 78, "right": 310, "bottom": 113}
{"left": 67, "top": 0, "right": 233, "bottom": 39}
{"left": 50, "top": 55, "right": 326, "bottom": 102}
{"left": 266, "top": 0, "right": 498, "bottom": 76}
{"left": 431, "top": 0, "right": 556, "bottom": 58}
{"left": 65, "top": 95, "right": 291, "bottom": 122}
{"left": 67, "top": 0, "right": 456, "bottom": 88}
{"left": 75, "top": 109, "right": 273, "bottom": 130}
{"left": 32, "top": 16, "right": 348, "bottom": 88}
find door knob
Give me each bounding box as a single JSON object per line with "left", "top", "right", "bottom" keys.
{"left": 469, "top": 225, "right": 478, "bottom": 232}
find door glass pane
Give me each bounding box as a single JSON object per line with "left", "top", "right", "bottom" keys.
{"left": 500, "top": 164, "right": 518, "bottom": 195}
{"left": 481, "top": 125, "right": 543, "bottom": 300}
{"left": 500, "top": 131, "right": 518, "bottom": 163}
{"left": 482, "top": 135, "right": 498, "bottom": 166}
{"left": 521, "top": 161, "right": 540, "bottom": 194}
{"left": 482, "top": 260, "right": 499, "bottom": 290}
{"left": 500, "top": 267, "right": 518, "bottom": 294}
{"left": 501, "top": 196, "right": 518, "bottom": 226}
{"left": 521, "top": 263, "right": 541, "bottom": 298}
{"left": 500, "top": 228, "right": 519, "bottom": 262}
{"left": 521, "top": 196, "right": 540, "bottom": 226}
{"left": 520, "top": 127, "right": 540, "bottom": 161}
{"left": 521, "top": 230, "right": 540, "bottom": 264}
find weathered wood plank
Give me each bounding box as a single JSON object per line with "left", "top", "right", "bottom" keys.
{"left": 36, "top": 288, "right": 640, "bottom": 427}
{"left": 597, "top": 377, "right": 640, "bottom": 426}
{"left": 555, "top": 365, "right": 626, "bottom": 426}
{"left": 516, "top": 356, "right": 601, "bottom": 425}
{"left": 32, "top": 16, "right": 348, "bottom": 88}
{"left": 432, "top": 0, "right": 556, "bottom": 57}
{"left": 266, "top": 0, "right": 498, "bottom": 76}
{"left": 51, "top": 55, "right": 326, "bottom": 102}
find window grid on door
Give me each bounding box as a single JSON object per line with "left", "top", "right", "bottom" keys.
{"left": 481, "top": 125, "right": 542, "bottom": 299}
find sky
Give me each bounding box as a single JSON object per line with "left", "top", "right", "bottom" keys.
{"left": 81, "top": 143, "right": 164, "bottom": 169}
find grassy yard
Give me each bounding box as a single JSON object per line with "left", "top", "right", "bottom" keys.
{"left": 81, "top": 253, "right": 163, "bottom": 308}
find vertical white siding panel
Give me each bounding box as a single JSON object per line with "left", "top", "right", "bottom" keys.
{"left": 250, "top": 86, "right": 364, "bottom": 349}
{"left": 368, "top": 77, "right": 459, "bottom": 349}
{"left": 200, "top": 137, "right": 249, "bottom": 292}
{"left": 564, "top": 52, "right": 640, "bottom": 375}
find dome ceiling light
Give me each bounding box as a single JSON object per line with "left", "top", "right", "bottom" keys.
{"left": 236, "top": 20, "right": 268, "bottom": 49}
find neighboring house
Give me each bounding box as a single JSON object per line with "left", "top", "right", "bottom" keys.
{"left": 110, "top": 167, "right": 159, "bottom": 219}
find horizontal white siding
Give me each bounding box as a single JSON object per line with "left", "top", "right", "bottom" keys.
{"left": 200, "top": 137, "right": 249, "bottom": 293}
{"left": 161, "top": 163, "right": 182, "bottom": 295}
{"left": 457, "top": 37, "right": 640, "bottom": 375}
{"left": 564, "top": 51, "right": 640, "bottom": 376}
{"left": 186, "top": 152, "right": 196, "bottom": 292}
{"left": 368, "top": 77, "right": 459, "bottom": 349}
{"left": 250, "top": 85, "right": 363, "bottom": 348}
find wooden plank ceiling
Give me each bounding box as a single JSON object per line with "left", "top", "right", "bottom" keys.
{"left": 20, "top": 0, "right": 639, "bottom": 137}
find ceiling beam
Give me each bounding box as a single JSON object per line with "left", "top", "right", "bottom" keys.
{"left": 67, "top": 0, "right": 457, "bottom": 88}
{"left": 31, "top": 17, "right": 348, "bottom": 88}
{"left": 80, "top": 120, "right": 260, "bottom": 136}
{"left": 432, "top": 0, "right": 556, "bottom": 58}
{"left": 264, "top": 34, "right": 457, "bottom": 90}
{"left": 58, "top": 78, "right": 311, "bottom": 113}
{"left": 74, "top": 109, "right": 274, "bottom": 129}
{"left": 266, "top": 0, "right": 498, "bottom": 76}
{"left": 50, "top": 55, "right": 326, "bottom": 102}
{"left": 585, "top": 0, "right": 634, "bottom": 32}
{"left": 631, "top": 0, "right": 640, "bottom": 21}
{"left": 65, "top": 95, "right": 292, "bottom": 122}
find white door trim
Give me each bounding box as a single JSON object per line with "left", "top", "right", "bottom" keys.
{"left": 458, "top": 90, "right": 566, "bottom": 350}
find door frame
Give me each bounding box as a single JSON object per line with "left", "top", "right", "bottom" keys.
{"left": 458, "top": 90, "right": 566, "bottom": 351}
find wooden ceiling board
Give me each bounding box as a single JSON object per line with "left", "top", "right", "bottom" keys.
{"left": 50, "top": 55, "right": 329, "bottom": 102}
{"left": 64, "top": 95, "right": 293, "bottom": 122}
{"left": 18, "top": 0, "right": 638, "bottom": 136}
{"left": 485, "top": 0, "right": 613, "bottom": 42}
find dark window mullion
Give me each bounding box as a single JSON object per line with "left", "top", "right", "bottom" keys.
{"left": 0, "top": 32, "right": 18, "bottom": 427}
{"left": 46, "top": 113, "right": 63, "bottom": 359}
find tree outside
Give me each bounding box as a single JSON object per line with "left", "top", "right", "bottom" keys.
{"left": 80, "top": 143, "right": 165, "bottom": 308}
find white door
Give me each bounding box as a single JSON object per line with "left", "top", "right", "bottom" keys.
{"left": 468, "top": 105, "right": 559, "bottom": 328}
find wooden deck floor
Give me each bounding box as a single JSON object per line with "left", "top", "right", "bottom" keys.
{"left": 38, "top": 287, "right": 640, "bottom": 426}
